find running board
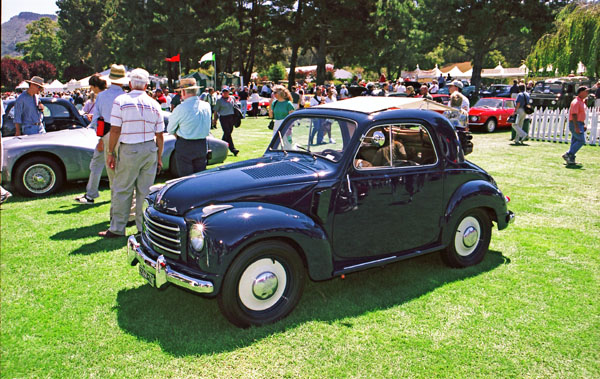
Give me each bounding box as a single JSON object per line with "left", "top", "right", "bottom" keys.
{"left": 333, "top": 245, "right": 444, "bottom": 276}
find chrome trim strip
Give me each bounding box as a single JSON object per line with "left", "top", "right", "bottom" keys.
{"left": 127, "top": 235, "right": 213, "bottom": 294}
{"left": 146, "top": 225, "right": 180, "bottom": 244}
{"left": 145, "top": 215, "right": 180, "bottom": 232}
{"left": 144, "top": 231, "right": 181, "bottom": 254}
{"left": 343, "top": 256, "right": 397, "bottom": 271}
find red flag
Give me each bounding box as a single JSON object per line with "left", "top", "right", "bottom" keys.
{"left": 165, "top": 54, "right": 180, "bottom": 62}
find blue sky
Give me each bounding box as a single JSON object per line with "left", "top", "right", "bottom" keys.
{"left": 2, "top": 0, "right": 59, "bottom": 23}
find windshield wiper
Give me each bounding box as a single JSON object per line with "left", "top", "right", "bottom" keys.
{"left": 295, "top": 145, "right": 317, "bottom": 160}
{"left": 277, "top": 129, "right": 288, "bottom": 156}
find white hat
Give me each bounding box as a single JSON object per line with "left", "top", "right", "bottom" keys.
{"left": 450, "top": 80, "right": 463, "bottom": 89}
{"left": 129, "top": 68, "right": 150, "bottom": 84}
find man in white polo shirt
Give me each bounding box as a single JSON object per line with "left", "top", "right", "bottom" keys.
{"left": 99, "top": 68, "right": 164, "bottom": 238}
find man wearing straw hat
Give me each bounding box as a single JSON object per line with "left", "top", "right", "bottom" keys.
{"left": 14, "top": 76, "right": 46, "bottom": 136}
{"left": 75, "top": 64, "right": 130, "bottom": 206}
{"left": 167, "top": 78, "right": 211, "bottom": 176}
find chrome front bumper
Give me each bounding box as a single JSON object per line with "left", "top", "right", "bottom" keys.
{"left": 127, "top": 235, "right": 214, "bottom": 294}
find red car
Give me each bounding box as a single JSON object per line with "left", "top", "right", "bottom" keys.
{"left": 431, "top": 94, "right": 450, "bottom": 106}
{"left": 468, "top": 97, "right": 516, "bottom": 132}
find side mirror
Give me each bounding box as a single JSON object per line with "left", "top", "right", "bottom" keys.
{"left": 372, "top": 131, "right": 386, "bottom": 147}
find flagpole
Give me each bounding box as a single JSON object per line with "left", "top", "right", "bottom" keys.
{"left": 179, "top": 60, "right": 181, "bottom": 81}
{"left": 214, "top": 53, "right": 217, "bottom": 90}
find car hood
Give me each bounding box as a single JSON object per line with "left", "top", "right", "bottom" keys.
{"left": 153, "top": 156, "right": 321, "bottom": 216}
{"left": 3, "top": 127, "right": 96, "bottom": 149}
{"left": 469, "top": 107, "right": 498, "bottom": 115}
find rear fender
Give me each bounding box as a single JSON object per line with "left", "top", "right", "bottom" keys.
{"left": 187, "top": 202, "right": 333, "bottom": 281}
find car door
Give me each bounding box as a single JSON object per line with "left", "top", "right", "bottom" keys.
{"left": 332, "top": 123, "right": 444, "bottom": 259}
{"left": 500, "top": 99, "right": 515, "bottom": 126}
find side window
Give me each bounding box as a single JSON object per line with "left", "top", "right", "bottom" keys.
{"left": 45, "top": 103, "right": 70, "bottom": 118}
{"left": 504, "top": 100, "right": 515, "bottom": 109}
{"left": 355, "top": 124, "right": 437, "bottom": 169}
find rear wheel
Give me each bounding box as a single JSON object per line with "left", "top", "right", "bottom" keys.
{"left": 442, "top": 209, "right": 491, "bottom": 268}
{"left": 218, "top": 241, "right": 305, "bottom": 328}
{"left": 484, "top": 118, "right": 497, "bottom": 133}
{"left": 14, "top": 156, "right": 64, "bottom": 197}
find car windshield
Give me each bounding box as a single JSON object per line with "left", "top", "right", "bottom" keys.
{"left": 269, "top": 116, "right": 357, "bottom": 162}
{"left": 533, "top": 82, "right": 562, "bottom": 94}
{"left": 474, "top": 98, "right": 502, "bottom": 108}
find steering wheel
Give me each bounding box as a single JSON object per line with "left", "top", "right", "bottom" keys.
{"left": 320, "top": 149, "right": 342, "bottom": 160}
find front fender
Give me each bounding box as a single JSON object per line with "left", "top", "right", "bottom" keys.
{"left": 442, "top": 180, "right": 510, "bottom": 244}
{"left": 186, "top": 202, "right": 333, "bottom": 281}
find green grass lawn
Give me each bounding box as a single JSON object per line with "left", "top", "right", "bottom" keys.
{"left": 1, "top": 118, "right": 599, "bottom": 378}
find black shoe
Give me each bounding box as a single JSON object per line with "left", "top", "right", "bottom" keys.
{"left": 126, "top": 220, "right": 136, "bottom": 227}
{"left": 233, "top": 149, "right": 240, "bottom": 157}
{"left": 75, "top": 194, "right": 94, "bottom": 204}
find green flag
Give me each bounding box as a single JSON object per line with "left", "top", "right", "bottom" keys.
{"left": 199, "top": 51, "right": 215, "bottom": 64}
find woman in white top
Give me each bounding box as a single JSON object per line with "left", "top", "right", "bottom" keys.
{"left": 248, "top": 89, "right": 261, "bottom": 118}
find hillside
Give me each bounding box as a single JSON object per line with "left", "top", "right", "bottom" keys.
{"left": 1, "top": 12, "right": 58, "bottom": 57}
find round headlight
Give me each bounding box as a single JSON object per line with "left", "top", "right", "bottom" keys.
{"left": 551, "top": 100, "right": 557, "bottom": 104}
{"left": 470, "top": 116, "right": 479, "bottom": 122}
{"left": 189, "top": 223, "right": 205, "bottom": 251}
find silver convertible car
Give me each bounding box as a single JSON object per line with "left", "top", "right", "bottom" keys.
{"left": 1, "top": 127, "right": 229, "bottom": 197}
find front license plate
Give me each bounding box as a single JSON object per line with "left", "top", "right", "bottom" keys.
{"left": 139, "top": 265, "right": 155, "bottom": 287}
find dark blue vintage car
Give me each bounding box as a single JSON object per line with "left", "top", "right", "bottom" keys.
{"left": 127, "top": 97, "right": 514, "bottom": 327}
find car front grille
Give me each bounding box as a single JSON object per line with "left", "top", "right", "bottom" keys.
{"left": 143, "top": 211, "right": 182, "bottom": 255}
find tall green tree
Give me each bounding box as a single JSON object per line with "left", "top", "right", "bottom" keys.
{"left": 527, "top": 2, "right": 600, "bottom": 78}
{"left": 57, "top": 0, "right": 114, "bottom": 73}
{"left": 16, "top": 18, "right": 62, "bottom": 68}
{"left": 423, "top": 0, "right": 564, "bottom": 96}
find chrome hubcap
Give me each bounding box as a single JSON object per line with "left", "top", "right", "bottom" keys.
{"left": 462, "top": 226, "right": 478, "bottom": 248}
{"left": 23, "top": 164, "right": 56, "bottom": 194}
{"left": 252, "top": 272, "right": 278, "bottom": 300}
{"left": 238, "top": 258, "right": 287, "bottom": 311}
{"left": 454, "top": 216, "right": 481, "bottom": 257}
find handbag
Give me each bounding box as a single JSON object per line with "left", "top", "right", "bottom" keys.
{"left": 524, "top": 104, "right": 534, "bottom": 114}
{"left": 267, "top": 100, "right": 277, "bottom": 130}
{"left": 507, "top": 114, "right": 517, "bottom": 123}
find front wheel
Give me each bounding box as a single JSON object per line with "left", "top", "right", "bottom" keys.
{"left": 218, "top": 241, "right": 305, "bottom": 328}
{"left": 13, "top": 156, "right": 64, "bottom": 197}
{"left": 484, "top": 118, "right": 497, "bottom": 133}
{"left": 442, "top": 209, "right": 491, "bottom": 268}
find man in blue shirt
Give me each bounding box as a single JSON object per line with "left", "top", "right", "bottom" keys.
{"left": 14, "top": 76, "right": 45, "bottom": 135}
{"left": 168, "top": 78, "right": 211, "bottom": 176}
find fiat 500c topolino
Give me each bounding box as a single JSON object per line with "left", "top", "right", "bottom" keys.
{"left": 127, "top": 97, "right": 514, "bottom": 327}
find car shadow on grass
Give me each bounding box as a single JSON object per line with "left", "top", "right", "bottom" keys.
{"left": 114, "top": 250, "right": 509, "bottom": 357}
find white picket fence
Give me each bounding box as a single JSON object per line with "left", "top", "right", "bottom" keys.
{"left": 528, "top": 107, "right": 600, "bottom": 146}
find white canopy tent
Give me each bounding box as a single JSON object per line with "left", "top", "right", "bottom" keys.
{"left": 16, "top": 81, "right": 29, "bottom": 89}
{"left": 45, "top": 79, "right": 65, "bottom": 92}
{"left": 334, "top": 69, "right": 353, "bottom": 79}
{"left": 65, "top": 79, "right": 81, "bottom": 90}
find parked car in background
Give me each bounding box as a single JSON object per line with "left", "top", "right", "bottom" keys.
{"left": 431, "top": 93, "right": 450, "bottom": 105}
{"left": 2, "top": 97, "right": 89, "bottom": 137}
{"left": 1, "top": 114, "right": 229, "bottom": 197}
{"left": 530, "top": 76, "right": 592, "bottom": 109}
{"left": 245, "top": 96, "right": 271, "bottom": 116}
{"left": 468, "top": 97, "right": 516, "bottom": 133}
{"left": 127, "top": 97, "right": 513, "bottom": 327}
{"left": 437, "top": 85, "right": 476, "bottom": 103}
{"left": 479, "top": 84, "right": 512, "bottom": 98}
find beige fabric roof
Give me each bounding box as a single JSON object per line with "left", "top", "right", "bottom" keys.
{"left": 315, "top": 97, "right": 454, "bottom": 114}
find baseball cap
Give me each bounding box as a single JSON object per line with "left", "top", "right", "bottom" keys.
{"left": 129, "top": 68, "right": 150, "bottom": 84}
{"left": 576, "top": 86, "right": 589, "bottom": 95}
{"left": 450, "top": 80, "right": 463, "bottom": 89}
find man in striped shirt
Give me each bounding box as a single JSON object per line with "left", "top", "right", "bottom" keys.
{"left": 99, "top": 68, "right": 164, "bottom": 238}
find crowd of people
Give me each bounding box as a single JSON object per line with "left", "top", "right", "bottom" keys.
{"left": 2, "top": 67, "right": 598, "bottom": 208}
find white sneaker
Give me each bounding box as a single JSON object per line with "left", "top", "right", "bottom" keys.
{"left": 0, "top": 186, "right": 12, "bottom": 204}
{"left": 329, "top": 138, "right": 335, "bottom": 144}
